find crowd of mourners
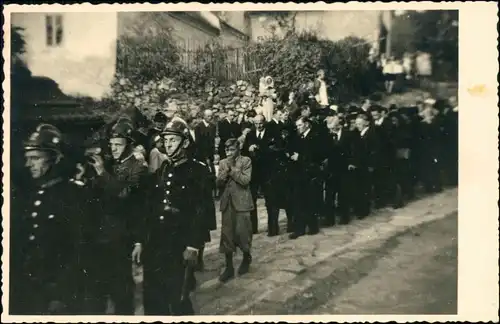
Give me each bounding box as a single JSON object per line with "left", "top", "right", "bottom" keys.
{"left": 10, "top": 71, "right": 458, "bottom": 316}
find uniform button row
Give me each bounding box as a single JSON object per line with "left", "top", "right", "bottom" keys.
{"left": 30, "top": 212, "right": 54, "bottom": 219}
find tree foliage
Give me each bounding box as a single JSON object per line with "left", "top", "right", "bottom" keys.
{"left": 246, "top": 31, "right": 372, "bottom": 102}
{"left": 391, "top": 10, "right": 458, "bottom": 80}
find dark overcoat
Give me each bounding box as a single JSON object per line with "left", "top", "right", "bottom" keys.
{"left": 10, "top": 177, "right": 86, "bottom": 315}
{"left": 136, "top": 158, "right": 209, "bottom": 315}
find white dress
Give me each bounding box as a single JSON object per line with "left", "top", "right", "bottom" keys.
{"left": 260, "top": 97, "right": 274, "bottom": 122}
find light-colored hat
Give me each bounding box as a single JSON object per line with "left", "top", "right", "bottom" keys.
{"left": 424, "top": 98, "right": 436, "bottom": 106}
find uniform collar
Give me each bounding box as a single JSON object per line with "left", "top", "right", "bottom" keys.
{"left": 117, "top": 153, "right": 134, "bottom": 164}
{"left": 169, "top": 156, "right": 188, "bottom": 168}
{"left": 39, "top": 176, "right": 64, "bottom": 189}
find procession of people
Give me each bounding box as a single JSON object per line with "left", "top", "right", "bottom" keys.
{"left": 9, "top": 72, "right": 458, "bottom": 315}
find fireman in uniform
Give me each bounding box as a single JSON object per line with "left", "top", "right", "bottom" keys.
{"left": 132, "top": 117, "right": 208, "bottom": 315}
{"left": 83, "top": 117, "right": 148, "bottom": 314}
{"left": 10, "top": 124, "right": 86, "bottom": 315}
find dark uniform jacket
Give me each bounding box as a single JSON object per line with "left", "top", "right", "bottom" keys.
{"left": 88, "top": 152, "right": 148, "bottom": 245}
{"left": 136, "top": 158, "right": 210, "bottom": 315}
{"left": 137, "top": 158, "right": 209, "bottom": 256}
{"left": 10, "top": 176, "right": 86, "bottom": 315}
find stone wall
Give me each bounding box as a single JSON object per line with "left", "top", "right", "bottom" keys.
{"left": 110, "top": 76, "right": 262, "bottom": 123}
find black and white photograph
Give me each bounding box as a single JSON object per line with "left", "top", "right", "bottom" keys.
{"left": 2, "top": 2, "right": 498, "bottom": 322}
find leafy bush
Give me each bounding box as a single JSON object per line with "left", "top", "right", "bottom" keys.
{"left": 245, "top": 32, "right": 373, "bottom": 103}
{"left": 106, "top": 28, "right": 376, "bottom": 124}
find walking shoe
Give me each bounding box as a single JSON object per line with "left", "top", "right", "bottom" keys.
{"left": 267, "top": 231, "right": 279, "bottom": 237}
{"left": 307, "top": 229, "right": 319, "bottom": 236}
{"left": 238, "top": 253, "right": 252, "bottom": 276}
{"left": 219, "top": 266, "right": 235, "bottom": 283}
{"left": 288, "top": 232, "right": 304, "bottom": 240}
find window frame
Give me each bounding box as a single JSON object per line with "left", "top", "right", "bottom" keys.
{"left": 45, "top": 13, "right": 63, "bottom": 47}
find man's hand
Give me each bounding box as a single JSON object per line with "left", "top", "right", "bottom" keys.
{"left": 228, "top": 156, "right": 236, "bottom": 167}
{"left": 75, "top": 163, "right": 86, "bottom": 180}
{"left": 88, "top": 155, "right": 105, "bottom": 175}
{"left": 183, "top": 247, "right": 199, "bottom": 267}
{"left": 290, "top": 152, "right": 299, "bottom": 161}
{"left": 132, "top": 244, "right": 142, "bottom": 264}
{"left": 249, "top": 144, "right": 258, "bottom": 152}
{"left": 348, "top": 164, "right": 357, "bottom": 171}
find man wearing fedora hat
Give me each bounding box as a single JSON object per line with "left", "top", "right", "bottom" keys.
{"left": 81, "top": 116, "right": 147, "bottom": 315}
{"left": 10, "top": 124, "right": 87, "bottom": 315}
{"left": 132, "top": 117, "right": 209, "bottom": 315}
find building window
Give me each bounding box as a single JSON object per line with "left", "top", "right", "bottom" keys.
{"left": 46, "top": 14, "right": 63, "bottom": 46}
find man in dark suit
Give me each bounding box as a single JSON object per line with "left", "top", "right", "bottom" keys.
{"left": 370, "top": 105, "right": 395, "bottom": 208}
{"left": 184, "top": 115, "right": 202, "bottom": 161}
{"left": 184, "top": 115, "right": 216, "bottom": 271}
{"left": 350, "top": 112, "right": 381, "bottom": 218}
{"left": 288, "top": 116, "right": 324, "bottom": 239}
{"left": 266, "top": 109, "right": 283, "bottom": 138}
{"left": 217, "top": 110, "right": 241, "bottom": 159}
{"left": 242, "top": 114, "right": 277, "bottom": 235}
{"left": 195, "top": 109, "right": 216, "bottom": 172}
{"left": 324, "top": 115, "right": 357, "bottom": 226}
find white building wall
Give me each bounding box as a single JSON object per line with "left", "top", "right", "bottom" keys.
{"left": 11, "top": 12, "right": 118, "bottom": 100}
